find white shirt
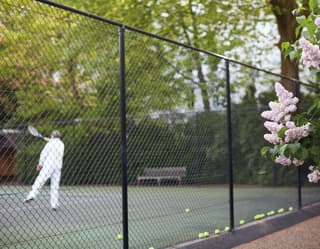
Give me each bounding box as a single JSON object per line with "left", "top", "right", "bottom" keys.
{"left": 39, "top": 138, "right": 65, "bottom": 169}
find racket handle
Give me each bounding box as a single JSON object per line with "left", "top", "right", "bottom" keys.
{"left": 38, "top": 134, "right": 49, "bottom": 142}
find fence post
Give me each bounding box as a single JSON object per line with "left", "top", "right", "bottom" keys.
{"left": 225, "top": 59, "right": 234, "bottom": 230}
{"left": 294, "top": 80, "right": 302, "bottom": 209}
{"left": 119, "top": 25, "right": 129, "bottom": 249}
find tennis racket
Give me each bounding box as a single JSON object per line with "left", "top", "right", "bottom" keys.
{"left": 28, "top": 125, "right": 49, "bottom": 141}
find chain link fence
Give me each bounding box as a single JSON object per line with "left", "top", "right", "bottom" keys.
{"left": 1, "top": 1, "right": 320, "bottom": 249}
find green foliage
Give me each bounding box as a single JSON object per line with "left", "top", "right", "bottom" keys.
{"left": 3, "top": 0, "right": 309, "bottom": 187}
{"left": 309, "top": 0, "right": 319, "bottom": 13}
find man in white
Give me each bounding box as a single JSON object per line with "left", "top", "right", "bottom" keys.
{"left": 24, "top": 130, "right": 65, "bottom": 210}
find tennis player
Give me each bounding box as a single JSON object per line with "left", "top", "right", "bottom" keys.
{"left": 24, "top": 130, "right": 65, "bottom": 210}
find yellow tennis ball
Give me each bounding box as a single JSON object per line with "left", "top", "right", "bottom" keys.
{"left": 278, "top": 208, "right": 284, "bottom": 213}
{"left": 148, "top": 247, "right": 155, "bottom": 249}
{"left": 224, "top": 226, "right": 230, "bottom": 232}
{"left": 239, "top": 219, "right": 245, "bottom": 225}
{"left": 267, "top": 210, "right": 275, "bottom": 216}
{"left": 185, "top": 208, "right": 190, "bottom": 213}
{"left": 214, "top": 229, "right": 220, "bottom": 234}
{"left": 117, "top": 234, "right": 123, "bottom": 240}
{"left": 198, "top": 233, "right": 205, "bottom": 239}
{"left": 288, "top": 207, "right": 293, "bottom": 211}
{"left": 203, "top": 231, "right": 209, "bottom": 237}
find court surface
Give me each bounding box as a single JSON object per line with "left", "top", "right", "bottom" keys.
{"left": 1, "top": 185, "right": 319, "bottom": 249}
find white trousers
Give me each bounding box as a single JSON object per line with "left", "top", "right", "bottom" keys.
{"left": 27, "top": 166, "right": 61, "bottom": 208}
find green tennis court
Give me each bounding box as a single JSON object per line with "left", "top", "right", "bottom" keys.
{"left": 2, "top": 185, "right": 318, "bottom": 249}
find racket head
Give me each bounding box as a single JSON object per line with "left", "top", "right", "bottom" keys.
{"left": 28, "top": 125, "right": 41, "bottom": 137}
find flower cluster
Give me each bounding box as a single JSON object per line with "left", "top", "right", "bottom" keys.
{"left": 298, "top": 16, "right": 320, "bottom": 70}
{"left": 299, "top": 37, "right": 320, "bottom": 69}
{"left": 307, "top": 166, "right": 320, "bottom": 183}
{"left": 261, "top": 82, "right": 299, "bottom": 123}
{"left": 262, "top": 10, "right": 320, "bottom": 183}
{"left": 297, "top": 15, "right": 320, "bottom": 183}
{"left": 261, "top": 82, "right": 310, "bottom": 167}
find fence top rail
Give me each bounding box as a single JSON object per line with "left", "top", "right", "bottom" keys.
{"left": 35, "top": 0, "right": 316, "bottom": 88}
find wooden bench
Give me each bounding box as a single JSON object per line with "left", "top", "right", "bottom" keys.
{"left": 137, "top": 167, "right": 186, "bottom": 185}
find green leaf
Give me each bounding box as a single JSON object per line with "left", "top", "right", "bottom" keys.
{"left": 309, "top": 0, "right": 318, "bottom": 13}
{"left": 287, "top": 143, "right": 301, "bottom": 154}
{"left": 306, "top": 17, "right": 317, "bottom": 37}
{"left": 281, "top": 41, "right": 290, "bottom": 51}
{"left": 261, "top": 146, "right": 270, "bottom": 157}
{"left": 296, "top": 15, "right": 306, "bottom": 24}
{"left": 307, "top": 102, "right": 318, "bottom": 114}
{"left": 270, "top": 146, "right": 279, "bottom": 157}
{"left": 310, "top": 145, "right": 319, "bottom": 156}
{"left": 301, "top": 148, "right": 309, "bottom": 160}
{"left": 278, "top": 126, "right": 288, "bottom": 139}
{"left": 279, "top": 144, "right": 288, "bottom": 155}
{"left": 289, "top": 51, "right": 297, "bottom": 60}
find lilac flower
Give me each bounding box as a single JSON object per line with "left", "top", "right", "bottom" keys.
{"left": 284, "top": 125, "right": 310, "bottom": 143}
{"left": 264, "top": 134, "right": 282, "bottom": 144}
{"left": 261, "top": 83, "right": 312, "bottom": 170}
{"left": 307, "top": 168, "right": 320, "bottom": 183}
{"left": 285, "top": 121, "right": 296, "bottom": 129}
{"left": 299, "top": 37, "right": 320, "bottom": 69}
{"left": 275, "top": 155, "right": 291, "bottom": 166}
{"left": 261, "top": 83, "right": 299, "bottom": 124}
{"left": 315, "top": 17, "right": 320, "bottom": 28}
{"left": 292, "top": 158, "right": 304, "bottom": 166}
{"left": 261, "top": 110, "right": 279, "bottom": 122}
{"left": 264, "top": 121, "right": 283, "bottom": 134}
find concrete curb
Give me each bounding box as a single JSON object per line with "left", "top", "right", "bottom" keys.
{"left": 167, "top": 202, "right": 320, "bottom": 249}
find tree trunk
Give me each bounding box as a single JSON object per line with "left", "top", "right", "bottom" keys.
{"left": 183, "top": 0, "right": 211, "bottom": 111}
{"left": 270, "top": 0, "right": 300, "bottom": 94}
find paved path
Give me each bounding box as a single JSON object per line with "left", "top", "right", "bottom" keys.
{"left": 232, "top": 215, "right": 320, "bottom": 249}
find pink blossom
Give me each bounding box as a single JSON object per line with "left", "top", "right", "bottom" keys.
{"left": 292, "top": 158, "right": 304, "bottom": 166}
{"left": 284, "top": 126, "right": 309, "bottom": 143}
{"left": 275, "top": 155, "right": 291, "bottom": 166}
{"left": 268, "top": 101, "right": 280, "bottom": 111}
{"left": 299, "top": 37, "right": 320, "bottom": 69}
{"left": 275, "top": 82, "right": 293, "bottom": 101}
{"left": 281, "top": 97, "right": 299, "bottom": 106}
{"left": 315, "top": 17, "right": 320, "bottom": 28}
{"left": 261, "top": 110, "right": 278, "bottom": 121}
{"left": 261, "top": 83, "right": 298, "bottom": 124}
{"left": 274, "top": 111, "right": 287, "bottom": 122}
{"left": 264, "top": 134, "right": 282, "bottom": 144}
{"left": 264, "top": 121, "right": 283, "bottom": 133}
{"left": 284, "top": 105, "right": 297, "bottom": 113}
{"left": 285, "top": 121, "right": 296, "bottom": 129}
{"left": 307, "top": 169, "right": 320, "bottom": 183}
{"left": 284, "top": 115, "right": 291, "bottom": 122}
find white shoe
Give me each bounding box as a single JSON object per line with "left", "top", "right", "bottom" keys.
{"left": 23, "top": 197, "right": 34, "bottom": 203}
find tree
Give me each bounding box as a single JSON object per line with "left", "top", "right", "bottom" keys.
{"left": 56, "top": 0, "right": 268, "bottom": 111}
{"left": 269, "top": 0, "right": 310, "bottom": 93}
